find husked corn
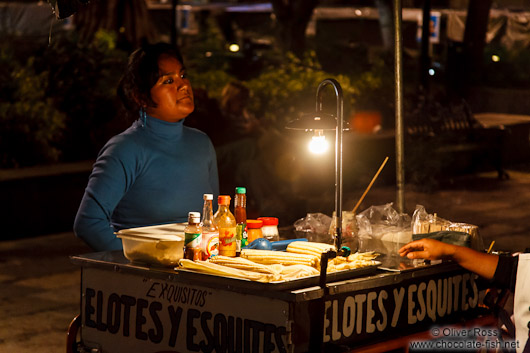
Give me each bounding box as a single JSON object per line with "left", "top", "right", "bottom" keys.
{"left": 333, "top": 256, "right": 347, "bottom": 264}
{"left": 241, "top": 249, "right": 318, "bottom": 268}
{"left": 208, "top": 255, "right": 279, "bottom": 275}
{"left": 280, "top": 264, "right": 319, "bottom": 279}
{"left": 347, "top": 251, "right": 378, "bottom": 263}
{"left": 178, "top": 259, "right": 275, "bottom": 282}
{"left": 327, "top": 252, "right": 380, "bottom": 273}
{"left": 179, "top": 251, "right": 380, "bottom": 282}
{"left": 286, "top": 241, "right": 336, "bottom": 257}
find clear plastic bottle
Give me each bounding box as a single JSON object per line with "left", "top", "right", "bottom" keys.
{"left": 234, "top": 186, "right": 247, "bottom": 255}
{"left": 214, "top": 195, "right": 237, "bottom": 257}
{"left": 258, "top": 217, "right": 280, "bottom": 241}
{"left": 201, "top": 194, "right": 219, "bottom": 260}
{"left": 184, "top": 211, "right": 202, "bottom": 260}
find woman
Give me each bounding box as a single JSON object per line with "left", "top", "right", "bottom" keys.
{"left": 400, "top": 239, "right": 529, "bottom": 353}
{"left": 74, "top": 42, "right": 219, "bottom": 252}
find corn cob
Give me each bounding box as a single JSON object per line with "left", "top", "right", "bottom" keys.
{"left": 280, "top": 264, "right": 319, "bottom": 279}
{"left": 333, "top": 256, "right": 347, "bottom": 264}
{"left": 327, "top": 262, "right": 337, "bottom": 273}
{"left": 347, "top": 251, "right": 378, "bottom": 263}
{"left": 327, "top": 252, "right": 380, "bottom": 273}
{"left": 178, "top": 259, "right": 275, "bottom": 282}
{"left": 286, "top": 241, "right": 336, "bottom": 257}
{"left": 241, "top": 249, "right": 318, "bottom": 268}
{"left": 208, "top": 255, "right": 279, "bottom": 275}
{"left": 327, "top": 260, "right": 358, "bottom": 273}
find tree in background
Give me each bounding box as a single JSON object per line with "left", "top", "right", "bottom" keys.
{"left": 49, "top": 0, "right": 157, "bottom": 50}
{"left": 446, "top": 0, "right": 493, "bottom": 98}
{"left": 461, "top": 0, "right": 493, "bottom": 94}
{"left": 375, "top": 0, "right": 394, "bottom": 51}
{"left": 270, "top": 0, "right": 319, "bottom": 58}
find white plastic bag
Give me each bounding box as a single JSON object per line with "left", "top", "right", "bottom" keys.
{"left": 294, "top": 213, "right": 333, "bottom": 243}
{"left": 355, "top": 203, "right": 412, "bottom": 243}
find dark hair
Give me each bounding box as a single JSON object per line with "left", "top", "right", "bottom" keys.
{"left": 117, "top": 42, "right": 185, "bottom": 114}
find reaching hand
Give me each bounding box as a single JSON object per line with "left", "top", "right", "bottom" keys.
{"left": 398, "top": 238, "right": 455, "bottom": 260}
{"left": 399, "top": 238, "right": 499, "bottom": 280}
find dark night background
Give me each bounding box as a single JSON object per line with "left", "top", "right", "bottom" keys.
{"left": 2, "top": 0, "right": 530, "bottom": 238}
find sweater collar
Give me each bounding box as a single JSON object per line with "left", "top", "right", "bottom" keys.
{"left": 137, "top": 114, "right": 185, "bottom": 139}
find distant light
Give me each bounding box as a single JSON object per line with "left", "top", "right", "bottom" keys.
{"left": 492, "top": 55, "right": 500, "bottom": 62}
{"left": 308, "top": 130, "right": 328, "bottom": 155}
{"left": 228, "top": 43, "right": 240, "bottom": 53}
{"left": 428, "top": 68, "right": 435, "bottom": 76}
{"left": 355, "top": 9, "right": 362, "bottom": 16}
{"left": 205, "top": 51, "right": 212, "bottom": 57}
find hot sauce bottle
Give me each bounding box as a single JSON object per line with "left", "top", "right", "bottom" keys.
{"left": 234, "top": 186, "right": 247, "bottom": 255}
{"left": 184, "top": 212, "right": 202, "bottom": 260}
{"left": 214, "top": 195, "right": 237, "bottom": 257}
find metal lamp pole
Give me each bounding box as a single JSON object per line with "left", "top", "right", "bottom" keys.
{"left": 315, "top": 79, "right": 344, "bottom": 252}
{"left": 394, "top": 0, "right": 405, "bottom": 213}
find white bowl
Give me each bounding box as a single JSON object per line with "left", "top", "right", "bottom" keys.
{"left": 116, "top": 223, "right": 185, "bottom": 267}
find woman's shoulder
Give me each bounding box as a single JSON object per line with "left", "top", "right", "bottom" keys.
{"left": 99, "top": 124, "right": 145, "bottom": 156}
{"left": 183, "top": 125, "right": 214, "bottom": 143}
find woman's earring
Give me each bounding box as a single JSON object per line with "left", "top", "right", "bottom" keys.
{"left": 139, "top": 108, "right": 147, "bottom": 127}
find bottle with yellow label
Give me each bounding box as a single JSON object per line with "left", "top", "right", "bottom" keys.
{"left": 214, "top": 195, "right": 237, "bottom": 256}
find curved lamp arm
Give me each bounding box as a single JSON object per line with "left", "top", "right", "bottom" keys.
{"left": 316, "top": 78, "right": 344, "bottom": 252}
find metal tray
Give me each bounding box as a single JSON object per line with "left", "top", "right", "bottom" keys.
{"left": 175, "top": 261, "right": 381, "bottom": 292}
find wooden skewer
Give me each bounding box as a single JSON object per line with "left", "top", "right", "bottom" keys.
{"left": 352, "top": 156, "right": 389, "bottom": 214}
{"left": 487, "top": 240, "right": 495, "bottom": 254}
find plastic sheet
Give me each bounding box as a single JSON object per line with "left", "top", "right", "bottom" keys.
{"left": 412, "top": 205, "right": 485, "bottom": 251}
{"left": 356, "top": 203, "right": 412, "bottom": 243}
{"left": 293, "top": 213, "right": 333, "bottom": 243}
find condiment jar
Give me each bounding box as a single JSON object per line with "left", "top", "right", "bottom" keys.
{"left": 258, "top": 217, "right": 279, "bottom": 241}
{"left": 246, "top": 219, "right": 263, "bottom": 244}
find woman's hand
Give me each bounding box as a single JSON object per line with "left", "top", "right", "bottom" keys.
{"left": 399, "top": 238, "right": 456, "bottom": 260}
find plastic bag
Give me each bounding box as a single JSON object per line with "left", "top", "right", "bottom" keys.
{"left": 328, "top": 211, "right": 359, "bottom": 239}
{"left": 355, "top": 203, "right": 412, "bottom": 243}
{"left": 411, "top": 205, "right": 485, "bottom": 251}
{"left": 294, "top": 213, "right": 333, "bottom": 244}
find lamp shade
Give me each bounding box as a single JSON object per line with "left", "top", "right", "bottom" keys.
{"left": 285, "top": 113, "right": 350, "bottom": 131}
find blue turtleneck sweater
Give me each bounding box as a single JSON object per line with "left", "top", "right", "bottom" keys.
{"left": 74, "top": 115, "right": 219, "bottom": 251}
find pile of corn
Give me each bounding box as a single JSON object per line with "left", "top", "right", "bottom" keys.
{"left": 179, "top": 256, "right": 318, "bottom": 283}
{"left": 178, "top": 241, "right": 379, "bottom": 283}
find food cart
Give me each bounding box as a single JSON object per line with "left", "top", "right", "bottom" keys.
{"left": 64, "top": 0, "right": 501, "bottom": 349}
{"left": 67, "top": 237, "right": 496, "bottom": 353}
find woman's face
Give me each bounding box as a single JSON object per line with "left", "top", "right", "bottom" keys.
{"left": 146, "top": 54, "right": 194, "bottom": 123}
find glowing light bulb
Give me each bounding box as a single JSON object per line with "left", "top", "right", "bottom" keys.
{"left": 428, "top": 68, "right": 435, "bottom": 76}
{"left": 229, "top": 43, "right": 240, "bottom": 53}
{"left": 308, "top": 130, "right": 328, "bottom": 154}
{"left": 492, "top": 55, "right": 500, "bottom": 62}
